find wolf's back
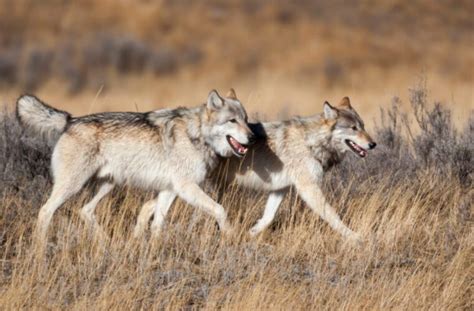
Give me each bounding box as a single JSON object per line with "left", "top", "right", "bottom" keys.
{"left": 16, "top": 95, "right": 71, "bottom": 144}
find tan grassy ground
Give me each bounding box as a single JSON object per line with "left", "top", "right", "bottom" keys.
{"left": 0, "top": 171, "right": 471, "bottom": 309}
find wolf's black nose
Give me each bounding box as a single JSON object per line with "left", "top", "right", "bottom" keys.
{"left": 368, "top": 142, "right": 377, "bottom": 149}
{"left": 248, "top": 134, "right": 256, "bottom": 145}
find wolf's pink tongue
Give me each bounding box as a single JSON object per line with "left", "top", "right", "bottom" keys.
{"left": 230, "top": 136, "right": 247, "bottom": 154}
{"left": 230, "top": 137, "right": 240, "bottom": 147}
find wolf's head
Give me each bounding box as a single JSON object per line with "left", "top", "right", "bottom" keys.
{"left": 324, "top": 97, "right": 376, "bottom": 158}
{"left": 203, "top": 89, "right": 255, "bottom": 158}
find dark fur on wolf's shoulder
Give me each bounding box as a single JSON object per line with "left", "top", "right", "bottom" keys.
{"left": 69, "top": 112, "right": 148, "bottom": 126}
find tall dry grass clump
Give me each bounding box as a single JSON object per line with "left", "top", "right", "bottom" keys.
{"left": 0, "top": 84, "right": 472, "bottom": 309}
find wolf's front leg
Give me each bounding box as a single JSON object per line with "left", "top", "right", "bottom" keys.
{"left": 249, "top": 190, "right": 287, "bottom": 237}
{"left": 295, "top": 179, "right": 361, "bottom": 242}
{"left": 174, "top": 181, "right": 232, "bottom": 234}
{"left": 150, "top": 191, "right": 176, "bottom": 237}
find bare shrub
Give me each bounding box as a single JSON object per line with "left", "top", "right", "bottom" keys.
{"left": 23, "top": 49, "right": 54, "bottom": 92}
{"left": 149, "top": 47, "right": 178, "bottom": 75}
{"left": 0, "top": 33, "right": 204, "bottom": 94}
{"left": 0, "top": 48, "right": 19, "bottom": 86}
{"left": 0, "top": 110, "right": 52, "bottom": 199}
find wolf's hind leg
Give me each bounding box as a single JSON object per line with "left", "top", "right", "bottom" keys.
{"left": 36, "top": 176, "right": 94, "bottom": 244}
{"left": 133, "top": 191, "right": 177, "bottom": 238}
{"left": 249, "top": 190, "right": 287, "bottom": 237}
{"left": 80, "top": 182, "right": 114, "bottom": 235}
{"left": 174, "top": 182, "right": 232, "bottom": 234}
{"left": 36, "top": 185, "right": 77, "bottom": 244}
{"left": 132, "top": 197, "right": 158, "bottom": 238}
{"left": 35, "top": 144, "right": 99, "bottom": 244}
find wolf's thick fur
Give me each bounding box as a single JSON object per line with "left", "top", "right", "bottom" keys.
{"left": 17, "top": 90, "right": 254, "bottom": 242}
{"left": 134, "top": 96, "right": 376, "bottom": 242}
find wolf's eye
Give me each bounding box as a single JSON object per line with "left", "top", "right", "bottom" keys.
{"left": 229, "top": 119, "right": 237, "bottom": 123}
{"left": 351, "top": 126, "right": 357, "bottom": 130}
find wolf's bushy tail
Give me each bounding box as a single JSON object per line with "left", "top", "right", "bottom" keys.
{"left": 16, "top": 95, "right": 71, "bottom": 145}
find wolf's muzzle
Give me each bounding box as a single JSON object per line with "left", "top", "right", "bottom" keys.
{"left": 247, "top": 133, "right": 256, "bottom": 145}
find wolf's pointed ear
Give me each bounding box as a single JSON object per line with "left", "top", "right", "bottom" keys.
{"left": 323, "top": 101, "right": 338, "bottom": 119}
{"left": 207, "top": 90, "right": 224, "bottom": 110}
{"left": 338, "top": 96, "right": 352, "bottom": 109}
{"left": 226, "top": 88, "right": 237, "bottom": 100}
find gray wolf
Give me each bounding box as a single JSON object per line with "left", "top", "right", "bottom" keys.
{"left": 134, "top": 96, "right": 376, "bottom": 242}
{"left": 17, "top": 89, "right": 254, "bottom": 242}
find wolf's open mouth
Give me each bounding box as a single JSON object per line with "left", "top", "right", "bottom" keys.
{"left": 226, "top": 135, "right": 248, "bottom": 157}
{"left": 345, "top": 139, "right": 367, "bottom": 157}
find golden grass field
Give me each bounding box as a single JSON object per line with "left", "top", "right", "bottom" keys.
{"left": 0, "top": 1, "right": 473, "bottom": 310}
{"left": 0, "top": 168, "right": 471, "bottom": 309}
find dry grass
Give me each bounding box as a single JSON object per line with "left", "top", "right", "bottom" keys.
{"left": 0, "top": 84, "right": 472, "bottom": 309}
{"left": 0, "top": 173, "right": 471, "bottom": 309}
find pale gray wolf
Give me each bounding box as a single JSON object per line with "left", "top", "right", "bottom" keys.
{"left": 134, "top": 96, "right": 376, "bottom": 242}
{"left": 16, "top": 89, "right": 255, "bottom": 242}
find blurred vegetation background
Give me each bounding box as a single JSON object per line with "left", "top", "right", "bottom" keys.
{"left": 0, "top": 0, "right": 472, "bottom": 122}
